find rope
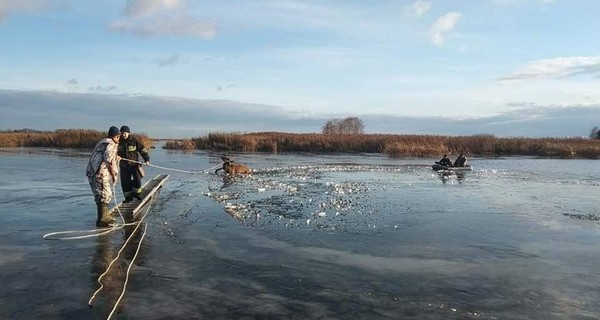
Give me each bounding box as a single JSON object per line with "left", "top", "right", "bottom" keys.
{"left": 88, "top": 193, "right": 154, "bottom": 312}
{"left": 44, "top": 157, "right": 216, "bottom": 240}
{"left": 42, "top": 185, "right": 135, "bottom": 240}
{"left": 106, "top": 222, "right": 148, "bottom": 320}
{"left": 120, "top": 158, "right": 220, "bottom": 174}
{"left": 43, "top": 156, "right": 202, "bottom": 318}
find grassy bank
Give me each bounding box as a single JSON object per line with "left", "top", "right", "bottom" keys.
{"left": 164, "top": 132, "right": 600, "bottom": 159}
{"left": 0, "top": 129, "right": 153, "bottom": 149}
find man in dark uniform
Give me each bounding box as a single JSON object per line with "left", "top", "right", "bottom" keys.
{"left": 118, "top": 125, "right": 150, "bottom": 203}
{"left": 438, "top": 154, "right": 452, "bottom": 167}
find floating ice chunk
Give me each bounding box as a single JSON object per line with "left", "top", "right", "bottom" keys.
{"left": 317, "top": 212, "right": 326, "bottom": 217}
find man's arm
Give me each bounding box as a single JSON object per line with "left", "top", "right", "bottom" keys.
{"left": 135, "top": 136, "right": 150, "bottom": 164}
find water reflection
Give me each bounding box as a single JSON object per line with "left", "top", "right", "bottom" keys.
{"left": 437, "top": 170, "right": 466, "bottom": 184}
{"left": 90, "top": 223, "right": 145, "bottom": 315}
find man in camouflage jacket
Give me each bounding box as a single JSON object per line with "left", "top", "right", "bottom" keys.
{"left": 86, "top": 126, "right": 120, "bottom": 227}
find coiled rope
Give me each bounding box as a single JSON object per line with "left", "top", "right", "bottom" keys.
{"left": 42, "top": 185, "right": 136, "bottom": 240}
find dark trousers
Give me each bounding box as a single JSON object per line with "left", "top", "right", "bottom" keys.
{"left": 120, "top": 164, "right": 143, "bottom": 197}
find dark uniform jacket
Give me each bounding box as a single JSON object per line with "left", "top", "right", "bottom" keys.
{"left": 439, "top": 157, "right": 452, "bottom": 167}
{"left": 118, "top": 135, "right": 150, "bottom": 167}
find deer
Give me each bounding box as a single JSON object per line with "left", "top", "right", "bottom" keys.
{"left": 215, "top": 156, "right": 251, "bottom": 175}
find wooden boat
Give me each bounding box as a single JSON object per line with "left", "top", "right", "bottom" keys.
{"left": 109, "top": 174, "right": 169, "bottom": 221}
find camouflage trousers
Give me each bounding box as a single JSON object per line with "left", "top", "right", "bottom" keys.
{"left": 88, "top": 174, "right": 114, "bottom": 204}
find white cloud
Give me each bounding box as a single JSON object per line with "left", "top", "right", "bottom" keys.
{"left": 109, "top": 15, "right": 216, "bottom": 39}
{"left": 429, "top": 12, "right": 461, "bottom": 46}
{"left": 123, "top": 0, "right": 182, "bottom": 18}
{"left": 408, "top": 0, "right": 431, "bottom": 18}
{"left": 111, "top": 0, "right": 216, "bottom": 39}
{"left": 500, "top": 56, "right": 600, "bottom": 83}
{"left": 0, "top": 0, "right": 68, "bottom": 24}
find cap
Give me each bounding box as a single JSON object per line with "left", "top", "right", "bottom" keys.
{"left": 108, "top": 126, "right": 120, "bottom": 137}
{"left": 120, "top": 125, "right": 130, "bottom": 133}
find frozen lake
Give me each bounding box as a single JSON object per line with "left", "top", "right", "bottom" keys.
{"left": 1, "top": 147, "right": 600, "bottom": 319}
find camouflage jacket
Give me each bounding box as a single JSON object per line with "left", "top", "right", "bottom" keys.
{"left": 86, "top": 138, "right": 119, "bottom": 178}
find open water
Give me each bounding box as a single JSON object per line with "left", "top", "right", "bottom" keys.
{"left": 1, "top": 147, "right": 600, "bottom": 319}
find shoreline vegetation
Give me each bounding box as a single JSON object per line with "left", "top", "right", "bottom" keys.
{"left": 167, "top": 132, "right": 600, "bottom": 159}
{"left": 1, "top": 129, "right": 600, "bottom": 158}
{"left": 0, "top": 129, "right": 152, "bottom": 149}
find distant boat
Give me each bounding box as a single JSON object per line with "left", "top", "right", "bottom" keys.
{"left": 432, "top": 162, "right": 472, "bottom": 172}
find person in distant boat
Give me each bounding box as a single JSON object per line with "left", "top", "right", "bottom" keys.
{"left": 118, "top": 125, "right": 150, "bottom": 203}
{"left": 86, "top": 126, "right": 120, "bottom": 227}
{"left": 453, "top": 153, "right": 467, "bottom": 167}
{"left": 438, "top": 154, "right": 452, "bottom": 167}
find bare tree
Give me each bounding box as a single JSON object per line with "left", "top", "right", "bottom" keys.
{"left": 590, "top": 126, "right": 600, "bottom": 139}
{"left": 322, "top": 117, "right": 364, "bottom": 135}
{"left": 340, "top": 117, "right": 364, "bottom": 134}
{"left": 322, "top": 120, "right": 341, "bottom": 135}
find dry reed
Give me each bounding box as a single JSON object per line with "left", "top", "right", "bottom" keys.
{"left": 165, "top": 132, "right": 600, "bottom": 159}
{"left": 0, "top": 129, "right": 153, "bottom": 149}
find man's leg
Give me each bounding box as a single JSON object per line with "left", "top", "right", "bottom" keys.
{"left": 93, "top": 176, "right": 115, "bottom": 227}
{"left": 120, "top": 165, "right": 134, "bottom": 202}
{"left": 131, "top": 165, "right": 144, "bottom": 200}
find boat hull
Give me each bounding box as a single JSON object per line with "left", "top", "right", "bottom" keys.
{"left": 432, "top": 164, "right": 472, "bottom": 171}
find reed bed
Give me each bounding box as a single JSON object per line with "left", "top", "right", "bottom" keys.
{"left": 163, "top": 132, "right": 600, "bottom": 159}
{"left": 0, "top": 129, "right": 153, "bottom": 149}
{"left": 4, "top": 129, "right": 599, "bottom": 158}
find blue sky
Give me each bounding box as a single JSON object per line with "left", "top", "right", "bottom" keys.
{"left": 1, "top": 0, "right": 600, "bottom": 138}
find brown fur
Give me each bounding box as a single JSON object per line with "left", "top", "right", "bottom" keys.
{"left": 215, "top": 156, "right": 251, "bottom": 175}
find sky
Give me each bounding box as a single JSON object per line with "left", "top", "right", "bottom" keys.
{"left": 1, "top": 0, "right": 600, "bottom": 138}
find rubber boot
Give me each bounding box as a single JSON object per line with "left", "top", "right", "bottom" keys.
{"left": 96, "top": 202, "right": 115, "bottom": 227}
{"left": 123, "top": 195, "right": 133, "bottom": 203}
